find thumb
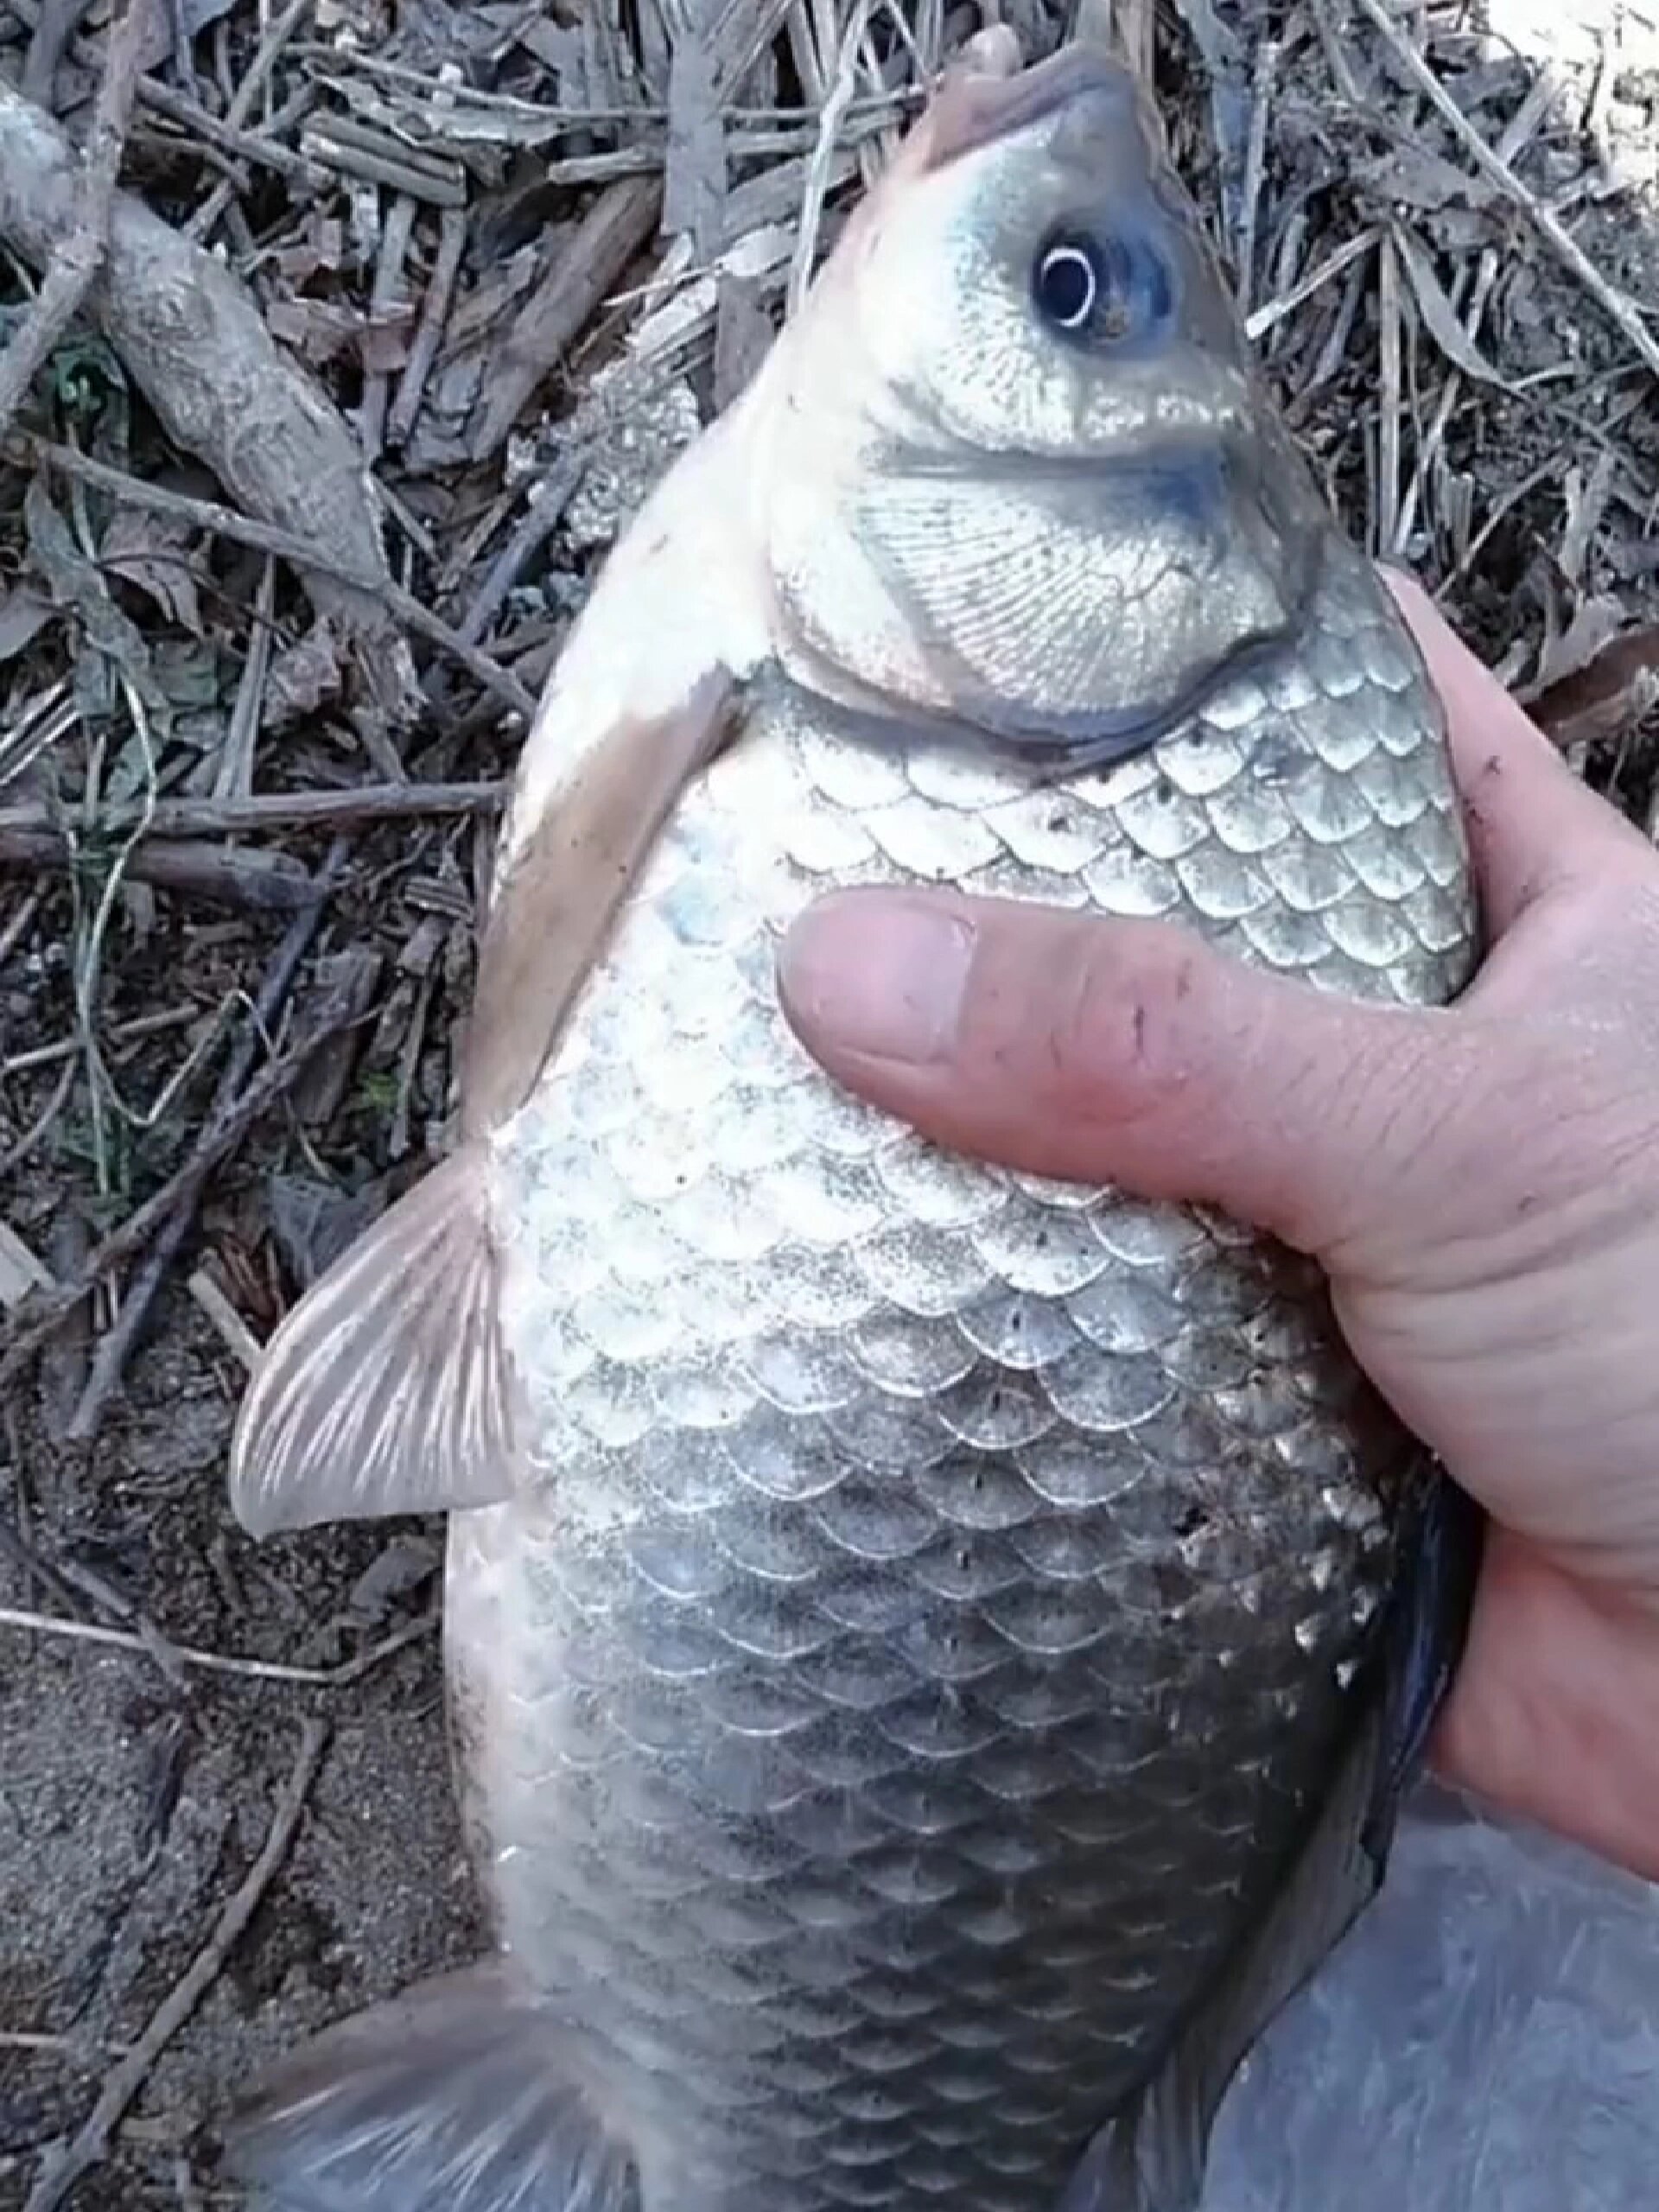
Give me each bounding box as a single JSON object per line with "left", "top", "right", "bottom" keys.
{"left": 777, "top": 887, "right": 1457, "bottom": 1257}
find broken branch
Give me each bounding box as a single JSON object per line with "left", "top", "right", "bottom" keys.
{"left": 13, "top": 434, "right": 536, "bottom": 719}
{"left": 0, "top": 0, "right": 155, "bottom": 440}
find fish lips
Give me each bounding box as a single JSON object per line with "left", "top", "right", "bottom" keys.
{"left": 909, "top": 45, "right": 1154, "bottom": 182}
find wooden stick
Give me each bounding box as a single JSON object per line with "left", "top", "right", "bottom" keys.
{"left": 0, "top": 778, "right": 505, "bottom": 842}
{"left": 0, "top": 0, "right": 155, "bottom": 436}
{"left": 0, "top": 825, "right": 318, "bottom": 910}
{"left": 64, "top": 840, "right": 352, "bottom": 1440}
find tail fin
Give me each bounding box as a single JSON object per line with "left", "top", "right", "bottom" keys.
{"left": 223, "top": 1961, "right": 638, "bottom": 2212}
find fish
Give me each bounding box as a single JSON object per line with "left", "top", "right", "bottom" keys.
{"left": 222, "top": 30, "right": 1484, "bottom": 2212}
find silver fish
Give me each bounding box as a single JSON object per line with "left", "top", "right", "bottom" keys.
{"left": 225, "top": 35, "right": 1482, "bottom": 2212}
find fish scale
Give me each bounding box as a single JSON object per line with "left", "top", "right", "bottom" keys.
{"left": 424, "top": 531, "right": 1476, "bottom": 2212}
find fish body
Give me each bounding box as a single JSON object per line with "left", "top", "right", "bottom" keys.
{"left": 226, "top": 37, "right": 1480, "bottom": 2212}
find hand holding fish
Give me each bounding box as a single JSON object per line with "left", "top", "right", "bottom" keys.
{"left": 780, "top": 574, "right": 1659, "bottom": 1886}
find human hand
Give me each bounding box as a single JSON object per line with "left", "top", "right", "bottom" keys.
{"left": 777, "top": 573, "right": 1659, "bottom": 1883}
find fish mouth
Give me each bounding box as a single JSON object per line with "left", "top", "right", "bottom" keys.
{"left": 911, "top": 42, "right": 1147, "bottom": 177}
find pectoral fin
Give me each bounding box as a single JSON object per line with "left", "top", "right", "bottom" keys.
{"left": 1058, "top": 1468, "right": 1484, "bottom": 2212}
{"left": 229, "top": 671, "right": 740, "bottom": 1537}
{"left": 227, "top": 1150, "right": 513, "bottom": 1535}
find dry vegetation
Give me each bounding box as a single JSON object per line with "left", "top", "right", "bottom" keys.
{"left": 0, "top": 0, "right": 1656, "bottom": 2202}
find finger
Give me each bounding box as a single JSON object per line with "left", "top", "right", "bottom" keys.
{"left": 778, "top": 887, "right": 1451, "bottom": 1255}
{"left": 1382, "top": 570, "right": 1653, "bottom": 938}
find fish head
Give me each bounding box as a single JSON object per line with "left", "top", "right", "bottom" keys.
{"left": 842, "top": 43, "right": 1249, "bottom": 457}
{"left": 758, "top": 43, "right": 1338, "bottom": 764}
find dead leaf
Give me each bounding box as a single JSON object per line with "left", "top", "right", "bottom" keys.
{"left": 0, "top": 582, "right": 56, "bottom": 664}
{"left": 0, "top": 1218, "right": 54, "bottom": 1308}
{"left": 266, "top": 1172, "right": 390, "bottom": 1293}
{"left": 1530, "top": 622, "right": 1659, "bottom": 752}
{"left": 276, "top": 215, "right": 349, "bottom": 286}
{"left": 101, "top": 505, "right": 203, "bottom": 635}
{"left": 345, "top": 1534, "right": 439, "bottom": 1626}
{"left": 1522, "top": 585, "right": 1624, "bottom": 699}
{"left": 25, "top": 477, "right": 169, "bottom": 733}
{"left": 1354, "top": 144, "right": 1500, "bottom": 214}
{"left": 265, "top": 294, "right": 367, "bottom": 368}
{"left": 1392, "top": 226, "right": 1516, "bottom": 389}
{"left": 295, "top": 947, "right": 385, "bottom": 1125}
{"left": 360, "top": 304, "right": 418, "bottom": 378}
{"left": 264, "top": 621, "right": 347, "bottom": 732}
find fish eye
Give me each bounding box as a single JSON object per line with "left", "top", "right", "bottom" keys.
{"left": 1032, "top": 226, "right": 1173, "bottom": 346}
{"left": 1034, "top": 241, "right": 1099, "bottom": 332}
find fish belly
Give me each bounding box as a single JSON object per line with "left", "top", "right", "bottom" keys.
{"left": 448, "top": 555, "right": 1475, "bottom": 2212}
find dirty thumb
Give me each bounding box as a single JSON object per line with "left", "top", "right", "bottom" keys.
{"left": 777, "top": 887, "right": 1446, "bottom": 1256}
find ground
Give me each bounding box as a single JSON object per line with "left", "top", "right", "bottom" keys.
{"left": 2, "top": 0, "right": 1657, "bottom": 2203}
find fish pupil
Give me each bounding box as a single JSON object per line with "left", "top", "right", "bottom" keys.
{"left": 1034, "top": 240, "right": 1098, "bottom": 331}
{"left": 1033, "top": 227, "right": 1173, "bottom": 344}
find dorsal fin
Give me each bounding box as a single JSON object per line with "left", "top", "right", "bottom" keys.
{"left": 461, "top": 669, "right": 734, "bottom": 1136}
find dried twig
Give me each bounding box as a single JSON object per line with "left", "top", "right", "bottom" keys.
{"left": 0, "top": 1060, "right": 75, "bottom": 1178}
{"left": 0, "top": 825, "right": 317, "bottom": 911}
{"left": 180, "top": 0, "right": 315, "bottom": 245}
{"left": 1393, "top": 245, "right": 1501, "bottom": 559}
{"left": 0, "top": 778, "right": 505, "bottom": 841}
{"left": 1351, "top": 0, "right": 1659, "bottom": 385}
{"left": 0, "top": 0, "right": 155, "bottom": 439}
{"left": 22, "top": 1718, "right": 330, "bottom": 2212}
{"left": 300, "top": 113, "right": 468, "bottom": 204}
{"left": 5, "top": 1003, "right": 199, "bottom": 1076}
{"left": 0, "top": 72, "right": 419, "bottom": 716}
{"left": 1236, "top": 33, "right": 1280, "bottom": 317}
{"left": 1376, "top": 226, "right": 1402, "bottom": 559}
{"left": 0, "top": 972, "right": 365, "bottom": 1388}
{"left": 468, "top": 175, "right": 662, "bottom": 463}
{"left": 788, "top": 0, "right": 869, "bottom": 320}
{"left": 22, "top": 0, "right": 93, "bottom": 105}
{"left": 454, "top": 456, "right": 588, "bottom": 648}
{"left": 64, "top": 840, "right": 353, "bottom": 1441}
{"left": 1245, "top": 226, "right": 1379, "bottom": 341}
{"left": 388, "top": 202, "right": 468, "bottom": 448}
{"left": 7, "top": 0, "right": 327, "bottom": 187}
{"left": 0, "top": 1600, "right": 438, "bottom": 1685}
{"left": 13, "top": 434, "right": 535, "bottom": 719}
{"left": 357, "top": 190, "right": 418, "bottom": 461}
{"left": 214, "top": 556, "right": 276, "bottom": 801}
